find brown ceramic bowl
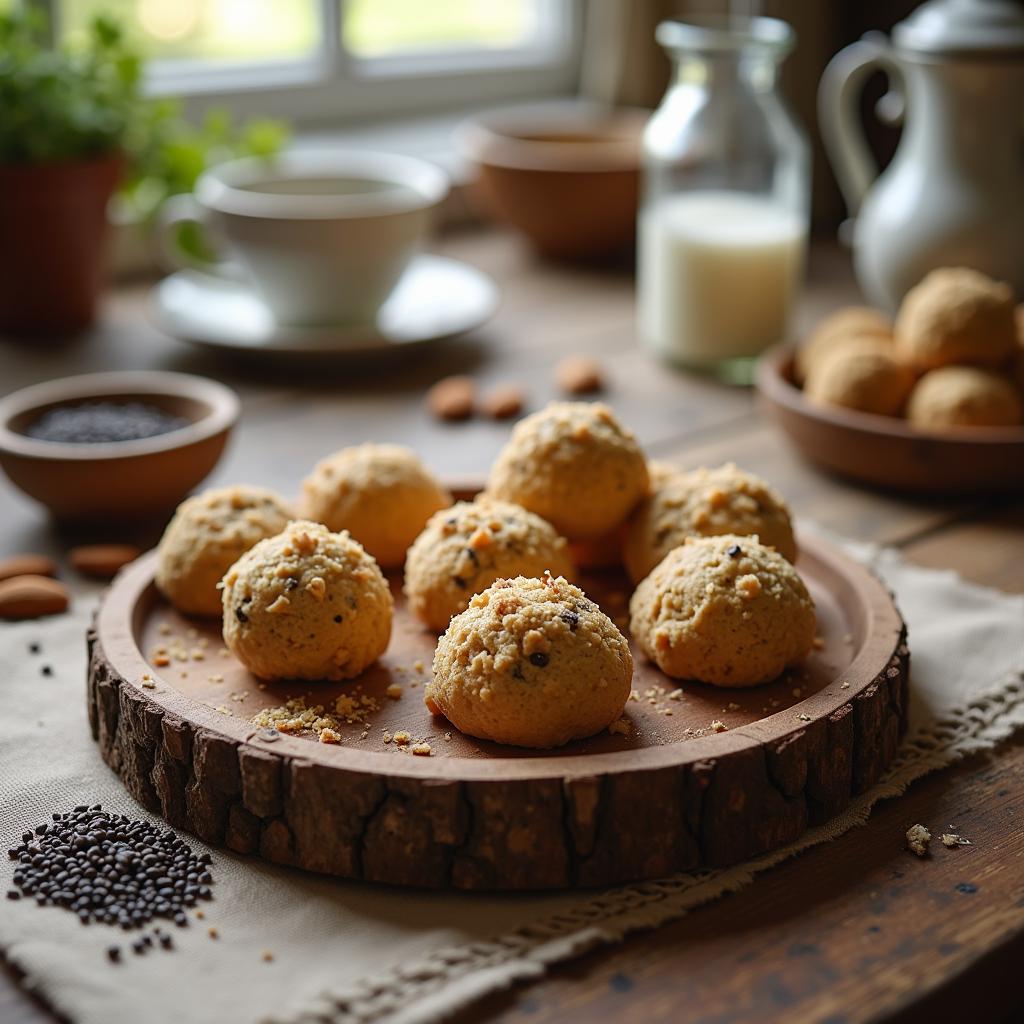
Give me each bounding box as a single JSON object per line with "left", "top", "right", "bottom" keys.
{"left": 757, "top": 346, "right": 1024, "bottom": 494}
{"left": 456, "top": 102, "right": 647, "bottom": 261}
{"left": 0, "top": 371, "right": 239, "bottom": 522}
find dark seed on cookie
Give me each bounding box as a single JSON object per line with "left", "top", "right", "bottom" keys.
{"left": 235, "top": 607, "right": 248, "bottom": 624}
{"left": 284, "top": 578, "right": 298, "bottom": 591}
{"left": 333, "top": 614, "right": 343, "bottom": 623}
{"left": 464, "top": 548, "right": 479, "bottom": 566}
{"left": 529, "top": 652, "right": 550, "bottom": 667}
{"left": 727, "top": 544, "right": 743, "bottom": 558}
{"left": 559, "top": 610, "right": 579, "bottom": 631}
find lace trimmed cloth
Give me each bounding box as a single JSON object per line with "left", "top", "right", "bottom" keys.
{"left": 0, "top": 532, "right": 1021, "bottom": 1024}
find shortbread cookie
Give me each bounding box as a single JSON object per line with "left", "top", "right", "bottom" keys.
{"left": 804, "top": 342, "right": 914, "bottom": 417}
{"left": 486, "top": 402, "right": 649, "bottom": 540}
{"left": 404, "top": 499, "right": 572, "bottom": 630}
{"left": 906, "top": 366, "right": 1022, "bottom": 429}
{"left": 623, "top": 464, "right": 796, "bottom": 583}
{"left": 796, "top": 306, "right": 893, "bottom": 383}
{"left": 629, "top": 535, "right": 815, "bottom": 686}
{"left": 426, "top": 573, "right": 632, "bottom": 748}
{"left": 155, "top": 485, "right": 293, "bottom": 616}
{"left": 895, "top": 267, "right": 1017, "bottom": 369}
{"left": 299, "top": 444, "right": 450, "bottom": 569}
{"left": 222, "top": 520, "right": 392, "bottom": 681}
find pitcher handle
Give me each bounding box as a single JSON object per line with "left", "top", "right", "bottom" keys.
{"left": 818, "top": 35, "right": 901, "bottom": 236}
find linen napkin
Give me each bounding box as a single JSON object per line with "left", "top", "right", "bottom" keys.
{"left": 1, "top": 531, "right": 1022, "bottom": 1024}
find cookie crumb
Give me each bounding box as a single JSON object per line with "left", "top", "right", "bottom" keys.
{"left": 796, "top": 713, "right": 812, "bottom": 722}
{"left": 906, "top": 823, "right": 932, "bottom": 857}
{"left": 941, "top": 832, "right": 971, "bottom": 848}
{"left": 393, "top": 731, "right": 411, "bottom": 745}
{"left": 207, "top": 927, "right": 218, "bottom": 940}
{"left": 262, "top": 950, "right": 274, "bottom": 962}
{"left": 411, "top": 742, "right": 432, "bottom": 756}
{"left": 385, "top": 683, "right": 403, "bottom": 700}
{"left": 710, "top": 719, "right": 727, "bottom": 733}
{"left": 413, "top": 660, "right": 425, "bottom": 673}
{"left": 319, "top": 727, "right": 342, "bottom": 744}
{"left": 608, "top": 717, "right": 632, "bottom": 737}
{"left": 840, "top": 680, "right": 850, "bottom": 689}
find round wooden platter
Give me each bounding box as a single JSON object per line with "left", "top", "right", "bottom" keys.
{"left": 88, "top": 523, "right": 908, "bottom": 891}
{"left": 757, "top": 345, "right": 1024, "bottom": 494}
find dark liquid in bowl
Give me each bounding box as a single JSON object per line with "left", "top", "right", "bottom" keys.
{"left": 25, "top": 402, "right": 189, "bottom": 444}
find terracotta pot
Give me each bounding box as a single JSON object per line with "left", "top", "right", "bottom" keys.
{"left": 456, "top": 103, "right": 647, "bottom": 263}
{"left": 0, "top": 151, "right": 122, "bottom": 336}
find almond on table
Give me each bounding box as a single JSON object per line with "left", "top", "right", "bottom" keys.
{"left": 70, "top": 544, "right": 142, "bottom": 579}
{"left": 0, "top": 554, "right": 58, "bottom": 582}
{"left": 555, "top": 355, "right": 604, "bottom": 395}
{"left": 427, "top": 375, "right": 476, "bottom": 421}
{"left": 0, "top": 575, "right": 70, "bottom": 619}
{"left": 481, "top": 384, "right": 525, "bottom": 420}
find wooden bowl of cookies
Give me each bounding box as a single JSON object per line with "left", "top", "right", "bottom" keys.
{"left": 757, "top": 268, "right": 1024, "bottom": 494}
{"left": 0, "top": 371, "right": 239, "bottom": 522}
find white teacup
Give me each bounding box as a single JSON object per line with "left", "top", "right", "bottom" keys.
{"left": 157, "top": 150, "right": 449, "bottom": 327}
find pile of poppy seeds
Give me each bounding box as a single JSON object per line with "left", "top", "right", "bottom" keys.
{"left": 6, "top": 805, "right": 213, "bottom": 962}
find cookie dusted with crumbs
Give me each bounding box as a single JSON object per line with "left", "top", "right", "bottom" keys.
{"left": 623, "top": 463, "right": 796, "bottom": 583}
{"left": 299, "top": 444, "right": 451, "bottom": 569}
{"left": 426, "top": 573, "right": 632, "bottom": 748}
{"left": 630, "top": 535, "right": 815, "bottom": 686}
{"left": 222, "top": 520, "right": 392, "bottom": 681}
{"left": 155, "top": 485, "right": 293, "bottom": 616}
{"left": 404, "top": 499, "right": 573, "bottom": 630}
{"left": 486, "top": 401, "right": 649, "bottom": 540}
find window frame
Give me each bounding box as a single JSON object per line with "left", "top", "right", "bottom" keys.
{"left": 41, "top": 0, "right": 584, "bottom": 128}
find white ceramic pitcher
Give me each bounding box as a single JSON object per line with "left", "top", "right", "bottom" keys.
{"left": 818, "top": 0, "right": 1024, "bottom": 312}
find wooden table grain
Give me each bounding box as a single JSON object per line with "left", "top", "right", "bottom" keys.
{"left": 2, "top": 230, "right": 1022, "bottom": 1024}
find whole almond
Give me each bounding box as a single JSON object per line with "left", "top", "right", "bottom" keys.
{"left": 0, "top": 554, "right": 58, "bottom": 582}
{"left": 481, "top": 384, "right": 525, "bottom": 420}
{"left": 556, "top": 355, "right": 604, "bottom": 395}
{"left": 427, "top": 376, "right": 476, "bottom": 421}
{"left": 0, "top": 575, "right": 70, "bottom": 620}
{"left": 70, "top": 544, "right": 142, "bottom": 579}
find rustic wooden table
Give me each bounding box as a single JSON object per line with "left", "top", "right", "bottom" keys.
{"left": 2, "top": 231, "right": 1022, "bottom": 1023}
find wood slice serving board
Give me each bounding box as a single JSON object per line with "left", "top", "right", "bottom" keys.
{"left": 88, "top": 527, "right": 908, "bottom": 891}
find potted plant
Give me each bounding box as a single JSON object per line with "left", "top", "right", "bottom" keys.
{"left": 0, "top": 11, "right": 288, "bottom": 335}
{"left": 0, "top": 13, "right": 139, "bottom": 335}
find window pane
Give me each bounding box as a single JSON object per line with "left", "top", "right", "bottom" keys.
{"left": 58, "top": 0, "right": 319, "bottom": 63}
{"left": 344, "top": 0, "right": 541, "bottom": 58}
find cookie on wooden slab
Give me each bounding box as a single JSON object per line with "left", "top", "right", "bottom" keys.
{"left": 426, "top": 573, "right": 632, "bottom": 748}
{"left": 624, "top": 463, "right": 796, "bottom": 584}
{"left": 299, "top": 444, "right": 451, "bottom": 570}
{"left": 155, "top": 485, "right": 294, "bottom": 617}
{"left": 629, "top": 535, "right": 815, "bottom": 687}
{"left": 486, "top": 401, "right": 649, "bottom": 541}
{"left": 895, "top": 267, "right": 1017, "bottom": 370}
{"left": 222, "top": 520, "right": 392, "bottom": 681}
{"left": 404, "top": 499, "right": 572, "bottom": 631}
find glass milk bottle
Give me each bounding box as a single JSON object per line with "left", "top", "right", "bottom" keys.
{"left": 638, "top": 16, "right": 810, "bottom": 382}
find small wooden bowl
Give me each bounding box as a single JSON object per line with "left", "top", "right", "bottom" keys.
{"left": 757, "top": 346, "right": 1024, "bottom": 494}
{"left": 456, "top": 103, "right": 647, "bottom": 261}
{"left": 0, "top": 371, "right": 239, "bottom": 522}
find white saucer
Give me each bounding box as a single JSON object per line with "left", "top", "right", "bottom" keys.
{"left": 150, "top": 254, "right": 499, "bottom": 358}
